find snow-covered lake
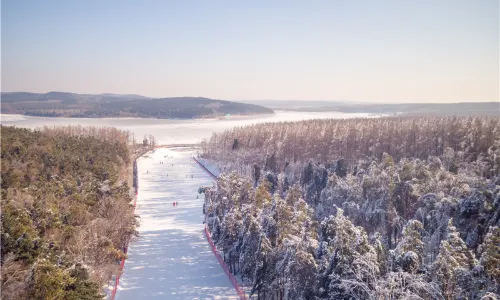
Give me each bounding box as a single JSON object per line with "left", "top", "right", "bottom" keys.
{"left": 0, "top": 110, "right": 375, "bottom": 144}
{"left": 116, "top": 147, "right": 238, "bottom": 299}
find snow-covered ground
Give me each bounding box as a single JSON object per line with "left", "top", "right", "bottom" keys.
{"left": 115, "top": 148, "right": 238, "bottom": 299}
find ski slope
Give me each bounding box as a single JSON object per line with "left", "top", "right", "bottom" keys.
{"left": 116, "top": 148, "right": 238, "bottom": 299}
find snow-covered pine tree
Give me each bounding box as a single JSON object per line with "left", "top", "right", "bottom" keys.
{"left": 434, "top": 219, "right": 477, "bottom": 299}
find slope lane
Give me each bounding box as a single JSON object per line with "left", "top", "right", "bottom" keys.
{"left": 116, "top": 148, "right": 238, "bottom": 299}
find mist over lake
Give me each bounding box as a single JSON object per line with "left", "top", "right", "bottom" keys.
{"left": 1, "top": 111, "right": 374, "bottom": 144}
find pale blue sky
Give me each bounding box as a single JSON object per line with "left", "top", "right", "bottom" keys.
{"left": 1, "top": 0, "right": 499, "bottom": 102}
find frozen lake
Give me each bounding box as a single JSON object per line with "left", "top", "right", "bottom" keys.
{"left": 116, "top": 147, "right": 238, "bottom": 299}
{"left": 0, "top": 111, "right": 374, "bottom": 145}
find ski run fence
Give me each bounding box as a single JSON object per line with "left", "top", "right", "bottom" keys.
{"left": 194, "top": 156, "right": 248, "bottom": 300}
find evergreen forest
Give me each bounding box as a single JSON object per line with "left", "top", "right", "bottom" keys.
{"left": 201, "top": 116, "right": 500, "bottom": 299}
{"left": 1, "top": 126, "right": 138, "bottom": 299}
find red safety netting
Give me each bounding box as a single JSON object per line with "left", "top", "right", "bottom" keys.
{"left": 194, "top": 157, "right": 247, "bottom": 299}
{"left": 110, "top": 174, "right": 138, "bottom": 299}
{"left": 204, "top": 225, "right": 247, "bottom": 300}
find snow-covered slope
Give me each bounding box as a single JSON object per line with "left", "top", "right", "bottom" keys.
{"left": 116, "top": 148, "right": 238, "bottom": 299}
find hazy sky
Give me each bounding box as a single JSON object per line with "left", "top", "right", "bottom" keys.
{"left": 2, "top": 0, "right": 499, "bottom": 103}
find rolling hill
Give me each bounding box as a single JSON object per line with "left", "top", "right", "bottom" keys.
{"left": 0, "top": 92, "right": 274, "bottom": 119}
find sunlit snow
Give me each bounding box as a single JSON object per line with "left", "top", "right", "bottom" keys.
{"left": 115, "top": 148, "right": 238, "bottom": 299}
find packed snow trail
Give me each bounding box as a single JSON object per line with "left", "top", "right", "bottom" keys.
{"left": 116, "top": 148, "right": 238, "bottom": 299}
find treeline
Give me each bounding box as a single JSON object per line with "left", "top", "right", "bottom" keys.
{"left": 40, "top": 125, "right": 157, "bottom": 153}
{"left": 1, "top": 126, "right": 137, "bottom": 299}
{"left": 201, "top": 116, "right": 500, "bottom": 299}
{"left": 202, "top": 116, "right": 500, "bottom": 178}
{"left": 39, "top": 125, "right": 131, "bottom": 145}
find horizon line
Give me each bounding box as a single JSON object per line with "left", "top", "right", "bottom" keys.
{"left": 1, "top": 90, "right": 498, "bottom": 104}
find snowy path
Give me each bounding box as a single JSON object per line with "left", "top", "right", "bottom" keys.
{"left": 116, "top": 148, "right": 238, "bottom": 299}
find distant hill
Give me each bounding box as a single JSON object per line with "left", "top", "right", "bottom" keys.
{"left": 239, "top": 100, "right": 349, "bottom": 109}
{"left": 240, "top": 100, "right": 500, "bottom": 116}
{"left": 323, "top": 102, "right": 500, "bottom": 116}
{"left": 0, "top": 92, "right": 274, "bottom": 118}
